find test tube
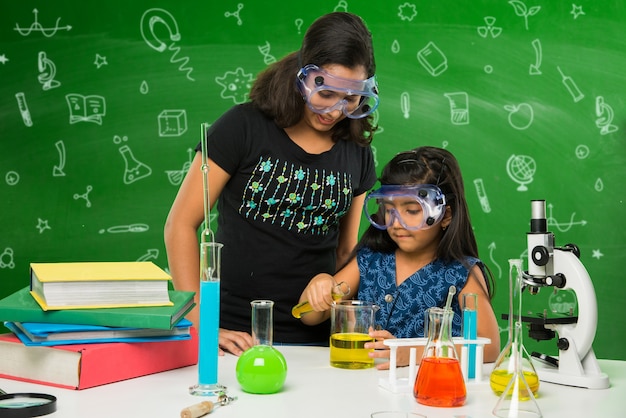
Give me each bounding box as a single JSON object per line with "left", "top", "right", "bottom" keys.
{"left": 462, "top": 293, "right": 478, "bottom": 379}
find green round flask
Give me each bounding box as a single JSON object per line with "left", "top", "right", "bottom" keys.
{"left": 236, "top": 344, "right": 287, "bottom": 394}
{"left": 235, "top": 300, "right": 288, "bottom": 394}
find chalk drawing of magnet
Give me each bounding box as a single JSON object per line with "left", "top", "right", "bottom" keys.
{"left": 417, "top": 41, "right": 447, "bottom": 77}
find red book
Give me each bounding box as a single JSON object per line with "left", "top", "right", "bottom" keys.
{"left": 0, "top": 327, "right": 198, "bottom": 390}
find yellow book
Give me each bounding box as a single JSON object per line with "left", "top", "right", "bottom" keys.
{"left": 30, "top": 261, "right": 173, "bottom": 310}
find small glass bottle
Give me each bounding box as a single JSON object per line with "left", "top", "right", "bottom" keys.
{"left": 414, "top": 307, "right": 466, "bottom": 407}
{"left": 235, "top": 300, "right": 287, "bottom": 394}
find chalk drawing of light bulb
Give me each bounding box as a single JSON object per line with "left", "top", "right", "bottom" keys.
{"left": 506, "top": 154, "right": 536, "bottom": 192}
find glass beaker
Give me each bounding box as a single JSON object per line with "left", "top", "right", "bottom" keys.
{"left": 235, "top": 300, "right": 287, "bottom": 394}
{"left": 490, "top": 259, "right": 540, "bottom": 398}
{"left": 190, "top": 242, "right": 226, "bottom": 396}
{"left": 330, "top": 300, "right": 379, "bottom": 369}
{"left": 413, "top": 307, "right": 466, "bottom": 407}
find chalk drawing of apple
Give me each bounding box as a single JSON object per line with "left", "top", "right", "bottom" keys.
{"left": 504, "top": 103, "right": 534, "bottom": 130}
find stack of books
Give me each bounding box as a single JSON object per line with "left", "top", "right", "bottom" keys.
{"left": 0, "top": 261, "right": 198, "bottom": 390}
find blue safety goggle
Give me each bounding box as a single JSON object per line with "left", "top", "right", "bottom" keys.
{"left": 296, "top": 64, "right": 379, "bottom": 119}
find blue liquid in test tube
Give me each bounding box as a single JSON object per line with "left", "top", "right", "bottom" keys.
{"left": 190, "top": 241, "right": 225, "bottom": 396}
{"left": 198, "top": 280, "right": 219, "bottom": 384}
{"left": 462, "top": 293, "right": 478, "bottom": 379}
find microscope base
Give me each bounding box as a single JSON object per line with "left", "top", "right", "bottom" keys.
{"left": 534, "top": 362, "right": 610, "bottom": 389}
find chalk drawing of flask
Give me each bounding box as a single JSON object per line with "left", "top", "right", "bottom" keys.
{"left": 119, "top": 145, "right": 152, "bottom": 184}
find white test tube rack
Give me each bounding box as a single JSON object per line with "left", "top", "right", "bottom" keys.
{"left": 379, "top": 337, "right": 491, "bottom": 393}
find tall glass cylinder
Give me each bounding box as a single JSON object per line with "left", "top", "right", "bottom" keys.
{"left": 189, "top": 241, "right": 226, "bottom": 396}
{"left": 236, "top": 300, "right": 287, "bottom": 394}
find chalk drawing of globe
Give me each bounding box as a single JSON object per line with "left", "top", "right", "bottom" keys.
{"left": 506, "top": 154, "right": 536, "bottom": 191}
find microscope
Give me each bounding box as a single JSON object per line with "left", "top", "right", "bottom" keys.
{"left": 521, "top": 199, "right": 609, "bottom": 389}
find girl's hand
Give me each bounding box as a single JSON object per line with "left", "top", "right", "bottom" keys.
{"left": 299, "top": 273, "right": 337, "bottom": 312}
{"left": 365, "top": 328, "right": 395, "bottom": 370}
{"left": 365, "top": 329, "right": 423, "bottom": 370}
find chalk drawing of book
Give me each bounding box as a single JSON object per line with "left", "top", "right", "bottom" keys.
{"left": 417, "top": 41, "right": 448, "bottom": 77}
{"left": 65, "top": 93, "right": 106, "bottom": 125}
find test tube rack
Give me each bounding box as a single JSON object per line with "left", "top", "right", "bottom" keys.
{"left": 379, "top": 337, "right": 490, "bottom": 393}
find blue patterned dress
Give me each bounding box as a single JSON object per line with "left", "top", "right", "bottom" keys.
{"left": 356, "top": 247, "right": 481, "bottom": 338}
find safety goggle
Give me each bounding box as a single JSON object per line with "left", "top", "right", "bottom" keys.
{"left": 363, "top": 184, "right": 446, "bottom": 231}
{"left": 296, "top": 64, "right": 379, "bottom": 119}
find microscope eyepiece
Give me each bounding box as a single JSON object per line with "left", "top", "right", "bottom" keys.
{"left": 530, "top": 199, "right": 547, "bottom": 233}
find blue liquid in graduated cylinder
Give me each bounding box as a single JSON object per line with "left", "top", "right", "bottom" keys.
{"left": 463, "top": 309, "right": 477, "bottom": 379}
{"left": 198, "top": 280, "right": 219, "bottom": 384}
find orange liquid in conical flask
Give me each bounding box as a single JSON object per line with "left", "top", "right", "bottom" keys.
{"left": 414, "top": 357, "right": 467, "bottom": 407}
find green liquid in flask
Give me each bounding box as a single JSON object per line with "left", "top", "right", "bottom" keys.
{"left": 235, "top": 345, "right": 287, "bottom": 394}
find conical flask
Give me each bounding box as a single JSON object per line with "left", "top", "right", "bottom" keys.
{"left": 493, "top": 322, "right": 543, "bottom": 417}
{"left": 490, "top": 259, "right": 539, "bottom": 398}
{"left": 235, "top": 300, "right": 288, "bottom": 394}
{"left": 413, "top": 307, "right": 466, "bottom": 407}
{"left": 491, "top": 259, "right": 542, "bottom": 418}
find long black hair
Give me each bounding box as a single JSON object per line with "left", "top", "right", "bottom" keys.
{"left": 248, "top": 12, "right": 377, "bottom": 146}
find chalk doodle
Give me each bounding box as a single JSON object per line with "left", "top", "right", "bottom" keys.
{"left": 53, "top": 140, "right": 66, "bottom": 177}
{"left": 477, "top": 16, "right": 502, "bottom": 38}
{"left": 504, "top": 103, "right": 534, "bottom": 130}
{"left": 14, "top": 9, "right": 71, "bottom": 37}
{"left": 0, "top": 248, "right": 15, "bottom": 269}
{"left": 258, "top": 41, "right": 276, "bottom": 65}
{"left": 506, "top": 154, "right": 536, "bottom": 191}
{"left": 529, "top": 39, "right": 542, "bottom": 75}
{"left": 595, "top": 96, "right": 619, "bottom": 135}
{"left": 36, "top": 218, "right": 51, "bottom": 234}
{"left": 508, "top": 0, "right": 541, "bottom": 31}
{"left": 400, "top": 92, "right": 410, "bottom": 119}
{"left": 73, "top": 185, "right": 93, "bottom": 208}
{"left": 444, "top": 92, "right": 470, "bottom": 125}
{"left": 398, "top": 3, "right": 418, "bottom": 21}
{"left": 294, "top": 19, "right": 303, "bottom": 34}
{"left": 38, "top": 51, "right": 61, "bottom": 90}
{"left": 140, "top": 8, "right": 195, "bottom": 81}
{"left": 216, "top": 67, "right": 254, "bottom": 104}
{"left": 546, "top": 202, "right": 586, "bottom": 233}
{"left": 65, "top": 94, "right": 106, "bottom": 125}
{"left": 571, "top": 4, "right": 585, "bottom": 19}
{"left": 557, "top": 66, "right": 584, "bottom": 103}
{"left": 225, "top": 3, "right": 244, "bottom": 26}
{"left": 94, "top": 54, "right": 108, "bottom": 69}
{"left": 15, "top": 93, "right": 33, "bottom": 127}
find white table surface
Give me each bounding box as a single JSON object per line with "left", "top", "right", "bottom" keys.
{"left": 0, "top": 346, "right": 623, "bottom": 418}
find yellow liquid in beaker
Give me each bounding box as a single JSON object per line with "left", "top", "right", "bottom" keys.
{"left": 329, "top": 332, "right": 374, "bottom": 369}
{"left": 490, "top": 369, "right": 540, "bottom": 400}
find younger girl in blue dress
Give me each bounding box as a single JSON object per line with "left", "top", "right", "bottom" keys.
{"left": 298, "top": 146, "right": 500, "bottom": 369}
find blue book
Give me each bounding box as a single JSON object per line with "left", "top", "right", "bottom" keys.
{"left": 4, "top": 318, "right": 192, "bottom": 346}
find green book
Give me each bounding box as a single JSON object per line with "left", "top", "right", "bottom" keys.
{"left": 0, "top": 287, "right": 195, "bottom": 330}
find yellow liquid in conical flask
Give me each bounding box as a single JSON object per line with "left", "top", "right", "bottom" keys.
{"left": 490, "top": 369, "right": 540, "bottom": 400}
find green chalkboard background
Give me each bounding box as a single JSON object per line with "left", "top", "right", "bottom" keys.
{"left": 1, "top": 1, "right": 625, "bottom": 361}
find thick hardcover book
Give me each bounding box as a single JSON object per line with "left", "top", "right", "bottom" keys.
{"left": 30, "top": 261, "right": 172, "bottom": 310}
{"left": 0, "top": 328, "right": 198, "bottom": 390}
{"left": 0, "top": 287, "right": 195, "bottom": 330}
{"left": 4, "top": 318, "right": 192, "bottom": 346}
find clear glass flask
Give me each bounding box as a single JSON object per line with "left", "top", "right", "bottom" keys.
{"left": 235, "top": 300, "right": 287, "bottom": 394}
{"left": 490, "top": 259, "right": 540, "bottom": 398}
{"left": 491, "top": 259, "right": 542, "bottom": 418}
{"left": 413, "top": 307, "right": 466, "bottom": 407}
